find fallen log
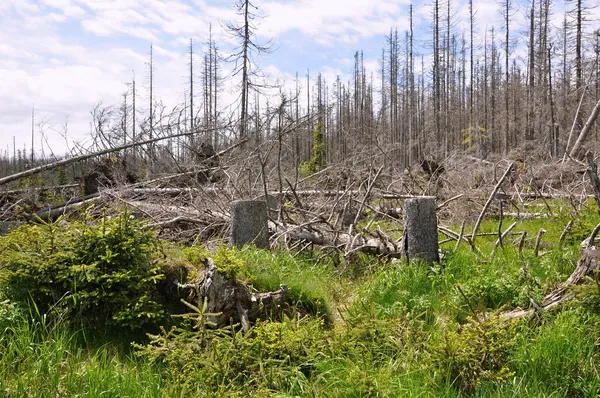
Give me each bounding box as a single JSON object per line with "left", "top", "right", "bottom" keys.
{"left": 271, "top": 220, "right": 403, "bottom": 257}
{"left": 0, "top": 127, "right": 236, "bottom": 187}
{"left": 23, "top": 193, "right": 104, "bottom": 222}
{"left": 0, "top": 184, "right": 79, "bottom": 196}
{"left": 502, "top": 227, "right": 600, "bottom": 321}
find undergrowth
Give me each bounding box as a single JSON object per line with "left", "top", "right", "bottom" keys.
{"left": 1, "top": 203, "right": 600, "bottom": 396}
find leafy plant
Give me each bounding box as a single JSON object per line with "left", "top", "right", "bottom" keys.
{"left": 0, "top": 210, "right": 166, "bottom": 330}
{"left": 429, "top": 315, "right": 516, "bottom": 394}
{"left": 299, "top": 121, "right": 326, "bottom": 176}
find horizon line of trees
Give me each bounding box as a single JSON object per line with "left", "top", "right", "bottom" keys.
{"left": 1, "top": 0, "right": 599, "bottom": 180}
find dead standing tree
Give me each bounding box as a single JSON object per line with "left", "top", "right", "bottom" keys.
{"left": 225, "top": 0, "right": 273, "bottom": 142}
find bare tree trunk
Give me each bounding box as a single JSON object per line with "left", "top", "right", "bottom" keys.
{"left": 570, "top": 98, "right": 600, "bottom": 158}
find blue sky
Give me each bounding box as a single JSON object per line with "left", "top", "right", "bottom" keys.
{"left": 0, "top": 0, "right": 596, "bottom": 156}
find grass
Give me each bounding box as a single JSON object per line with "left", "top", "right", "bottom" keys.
{"left": 1, "top": 202, "right": 600, "bottom": 397}
{"left": 0, "top": 308, "right": 166, "bottom": 397}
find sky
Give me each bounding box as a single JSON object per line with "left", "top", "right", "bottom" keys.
{"left": 0, "top": 0, "right": 597, "bottom": 157}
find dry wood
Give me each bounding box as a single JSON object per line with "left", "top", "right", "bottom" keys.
{"left": 585, "top": 151, "right": 600, "bottom": 213}
{"left": 490, "top": 221, "right": 518, "bottom": 259}
{"left": 471, "top": 162, "right": 514, "bottom": 249}
{"left": 0, "top": 130, "right": 243, "bottom": 187}
{"left": 0, "top": 184, "right": 79, "bottom": 196}
{"left": 559, "top": 220, "right": 574, "bottom": 245}
{"left": 455, "top": 221, "right": 466, "bottom": 251}
{"left": 533, "top": 228, "right": 546, "bottom": 256}
{"left": 569, "top": 97, "right": 600, "bottom": 159}
{"left": 271, "top": 220, "right": 403, "bottom": 257}
{"left": 503, "top": 225, "right": 600, "bottom": 321}
{"left": 436, "top": 194, "right": 464, "bottom": 210}
{"left": 353, "top": 166, "right": 383, "bottom": 228}
{"left": 24, "top": 194, "right": 104, "bottom": 222}
{"left": 503, "top": 212, "right": 548, "bottom": 219}
{"left": 502, "top": 245, "right": 600, "bottom": 321}
{"left": 196, "top": 257, "right": 288, "bottom": 330}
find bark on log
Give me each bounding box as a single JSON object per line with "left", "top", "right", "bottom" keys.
{"left": 230, "top": 200, "right": 269, "bottom": 249}
{"left": 403, "top": 196, "right": 439, "bottom": 265}
{"left": 502, "top": 246, "right": 600, "bottom": 321}
{"left": 23, "top": 194, "right": 103, "bottom": 222}
{"left": 271, "top": 221, "right": 402, "bottom": 257}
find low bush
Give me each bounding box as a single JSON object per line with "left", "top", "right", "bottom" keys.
{"left": 0, "top": 210, "right": 167, "bottom": 331}
{"left": 429, "top": 315, "right": 517, "bottom": 394}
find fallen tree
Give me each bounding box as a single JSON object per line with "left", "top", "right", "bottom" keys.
{"left": 0, "top": 129, "right": 242, "bottom": 187}
{"left": 501, "top": 224, "right": 600, "bottom": 321}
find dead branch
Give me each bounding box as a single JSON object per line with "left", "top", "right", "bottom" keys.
{"left": 490, "top": 221, "right": 518, "bottom": 259}
{"left": 502, "top": 243, "right": 600, "bottom": 321}
{"left": 471, "top": 162, "right": 514, "bottom": 249}
{"left": 569, "top": 97, "right": 600, "bottom": 159}
{"left": 0, "top": 127, "right": 241, "bottom": 187}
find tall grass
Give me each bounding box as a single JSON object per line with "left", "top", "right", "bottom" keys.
{"left": 0, "top": 301, "right": 166, "bottom": 397}
{"left": 1, "top": 205, "right": 600, "bottom": 396}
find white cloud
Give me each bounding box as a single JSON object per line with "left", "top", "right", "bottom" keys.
{"left": 40, "top": 0, "right": 86, "bottom": 17}
{"left": 259, "top": 0, "right": 411, "bottom": 44}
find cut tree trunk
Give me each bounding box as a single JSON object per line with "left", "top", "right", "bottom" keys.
{"left": 230, "top": 200, "right": 269, "bottom": 249}
{"left": 403, "top": 196, "right": 439, "bottom": 265}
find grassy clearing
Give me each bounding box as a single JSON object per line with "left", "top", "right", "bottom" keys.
{"left": 1, "top": 204, "right": 600, "bottom": 396}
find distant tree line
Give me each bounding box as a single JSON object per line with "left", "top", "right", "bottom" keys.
{"left": 1, "top": 0, "right": 599, "bottom": 180}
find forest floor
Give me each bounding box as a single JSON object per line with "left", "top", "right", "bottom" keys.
{"left": 1, "top": 194, "right": 599, "bottom": 397}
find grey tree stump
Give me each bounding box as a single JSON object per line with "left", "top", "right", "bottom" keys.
{"left": 403, "top": 196, "right": 439, "bottom": 265}
{"left": 230, "top": 200, "right": 269, "bottom": 249}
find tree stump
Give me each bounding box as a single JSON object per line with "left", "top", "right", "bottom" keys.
{"left": 403, "top": 196, "right": 439, "bottom": 265}
{"left": 230, "top": 200, "right": 269, "bottom": 249}
{"left": 198, "top": 257, "right": 287, "bottom": 331}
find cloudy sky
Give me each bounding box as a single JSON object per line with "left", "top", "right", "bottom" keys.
{"left": 0, "top": 0, "right": 595, "bottom": 156}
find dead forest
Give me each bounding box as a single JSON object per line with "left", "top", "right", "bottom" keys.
{"left": 3, "top": 1, "right": 600, "bottom": 395}
{"left": 1, "top": 0, "right": 599, "bottom": 249}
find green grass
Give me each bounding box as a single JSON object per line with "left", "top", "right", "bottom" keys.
{"left": 0, "top": 308, "right": 166, "bottom": 397}
{"left": 1, "top": 202, "right": 600, "bottom": 397}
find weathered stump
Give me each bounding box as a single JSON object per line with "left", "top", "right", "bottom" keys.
{"left": 198, "top": 258, "right": 287, "bottom": 331}
{"left": 341, "top": 201, "right": 357, "bottom": 228}
{"left": 230, "top": 200, "right": 269, "bottom": 249}
{"left": 403, "top": 196, "right": 439, "bottom": 265}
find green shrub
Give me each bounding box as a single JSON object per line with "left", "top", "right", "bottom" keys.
{"left": 0, "top": 210, "right": 166, "bottom": 330}
{"left": 299, "top": 121, "right": 326, "bottom": 176}
{"left": 459, "top": 270, "right": 543, "bottom": 311}
{"left": 429, "top": 315, "right": 516, "bottom": 394}
{"left": 136, "top": 300, "right": 329, "bottom": 394}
